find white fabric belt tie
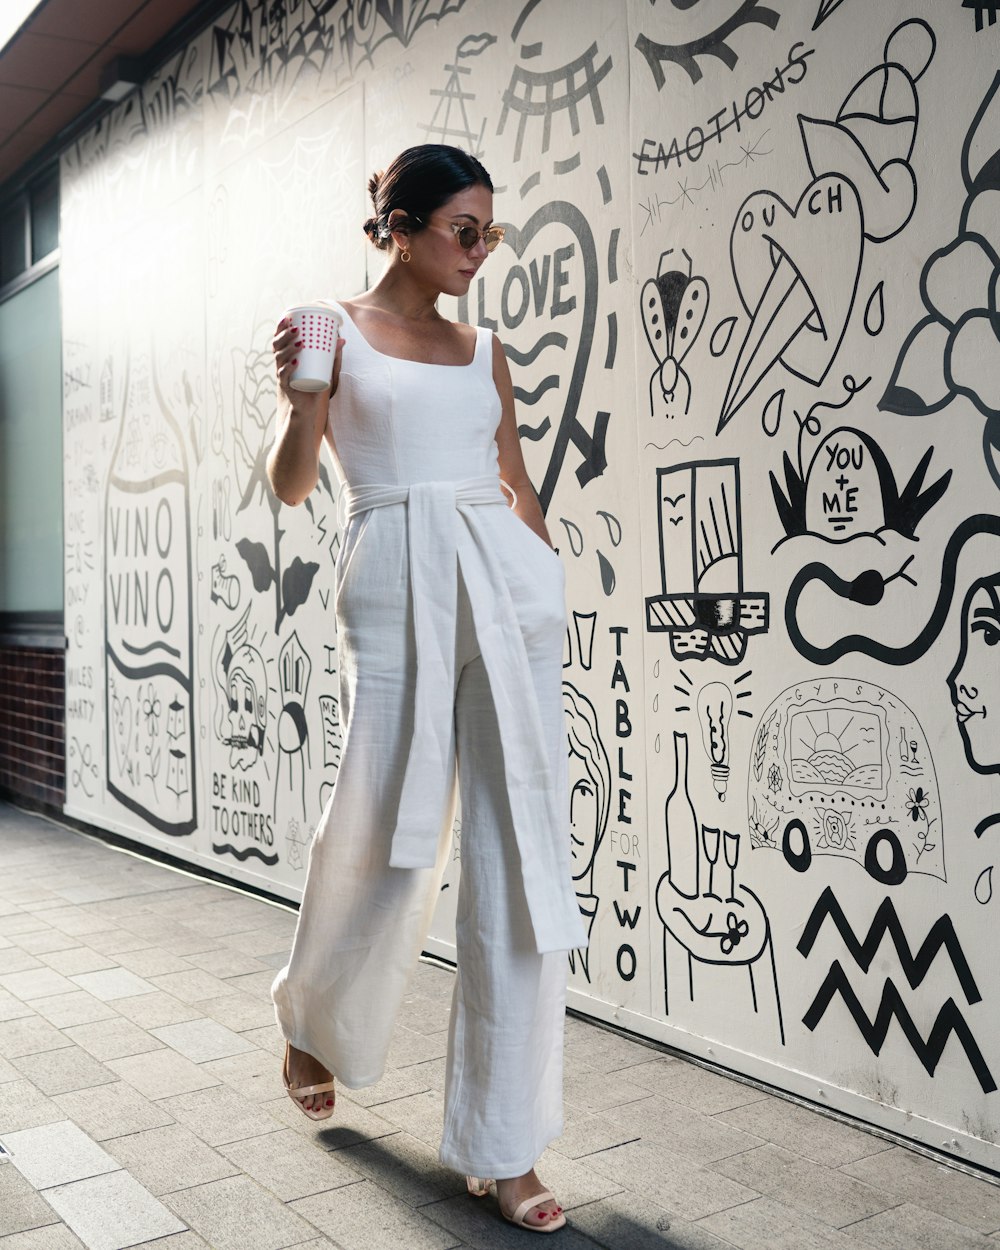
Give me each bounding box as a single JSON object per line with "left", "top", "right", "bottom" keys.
{"left": 341, "top": 474, "right": 577, "bottom": 953}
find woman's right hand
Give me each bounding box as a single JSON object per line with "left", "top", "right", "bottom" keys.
{"left": 267, "top": 317, "right": 344, "bottom": 505}
{"left": 272, "top": 317, "right": 345, "bottom": 413}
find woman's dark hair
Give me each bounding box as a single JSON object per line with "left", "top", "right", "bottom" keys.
{"left": 362, "top": 144, "right": 493, "bottom": 250}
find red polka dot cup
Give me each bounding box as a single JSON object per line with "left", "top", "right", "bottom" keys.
{"left": 285, "top": 303, "right": 342, "bottom": 393}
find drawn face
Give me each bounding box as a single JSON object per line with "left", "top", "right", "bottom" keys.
{"left": 568, "top": 759, "right": 600, "bottom": 884}
{"left": 404, "top": 184, "right": 495, "bottom": 300}
{"left": 948, "top": 577, "right": 1000, "bottom": 774}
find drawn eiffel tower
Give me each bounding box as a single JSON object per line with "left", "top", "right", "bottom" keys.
{"left": 422, "top": 33, "right": 496, "bottom": 156}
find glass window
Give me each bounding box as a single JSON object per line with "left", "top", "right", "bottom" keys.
{"left": 30, "top": 171, "right": 58, "bottom": 263}
{"left": 0, "top": 196, "right": 27, "bottom": 286}
{"left": 0, "top": 266, "right": 62, "bottom": 614}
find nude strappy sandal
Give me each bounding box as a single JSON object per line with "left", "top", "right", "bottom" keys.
{"left": 465, "top": 1177, "right": 567, "bottom": 1233}
{"left": 282, "top": 1042, "right": 336, "bottom": 1121}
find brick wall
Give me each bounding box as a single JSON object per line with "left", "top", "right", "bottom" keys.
{"left": 0, "top": 644, "right": 64, "bottom": 810}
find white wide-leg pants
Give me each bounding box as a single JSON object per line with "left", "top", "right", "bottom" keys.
{"left": 272, "top": 555, "right": 567, "bottom": 1177}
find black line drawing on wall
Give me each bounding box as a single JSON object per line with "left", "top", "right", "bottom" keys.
{"left": 719, "top": 176, "right": 863, "bottom": 433}
{"left": 214, "top": 604, "right": 268, "bottom": 772}
{"left": 799, "top": 19, "right": 935, "bottom": 244}
{"left": 422, "top": 33, "right": 496, "bottom": 153}
{"left": 573, "top": 611, "right": 597, "bottom": 671}
{"left": 634, "top": 0, "right": 781, "bottom": 90}
{"left": 748, "top": 678, "right": 945, "bottom": 883}
{"left": 210, "top": 557, "right": 241, "bottom": 610}
{"left": 69, "top": 737, "right": 98, "bottom": 799}
{"left": 964, "top": 1, "right": 1000, "bottom": 33}
{"left": 285, "top": 818, "right": 314, "bottom": 871}
{"left": 812, "top": 0, "right": 848, "bottom": 30}
{"left": 770, "top": 425, "right": 951, "bottom": 551}
{"left": 645, "top": 459, "right": 769, "bottom": 664}
{"left": 460, "top": 201, "right": 606, "bottom": 513}
{"left": 864, "top": 282, "right": 885, "bottom": 336}
{"left": 785, "top": 514, "right": 1000, "bottom": 665}
{"left": 798, "top": 887, "right": 996, "bottom": 1092}
{"left": 948, "top": 574, "right": 1000, "bottom": 841}
{"left": 976, "top": 866, "right": 993, "bottom": 904}
{"left": 232, "top": 338, "right": 327, "bottom": 633}
{"left": 105, "top": 352, "right": 196, "bottom": 837}
{"left": 949, "top": 573, "right": 1000, "bottom": 777}
{"left": 564, "top": 682, "right": 611, "bottom": 982}
{"left": 275, "top": 631, "right": 311, "bottom": 822}
{"left": 208, "top": 0, "right": 472, "bottom": 105}
{"left": 641, "top": 248, "right": 709, "bottom": 418}
{"left": 696, "top": 682, "right": 734, "bottom": 802}
{"left": 880, "top": 71, "right": 1000, "bottom": 492}
{"left": 716, "top": 19, "right": 934, "bottom": 433}
{"left": 656, "top": 731, "right": 784, "bottom": 1042}
{"left": 497, "top": 43, "right": 612, "bottom": 163}
{"left": 319, "top": 693, "right": 341, "bottom": 810}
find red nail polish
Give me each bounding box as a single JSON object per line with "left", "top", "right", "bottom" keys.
{"left": 292, "top": 359, "right": 298, "bottom": 366}
{"left": 326, "top": 1099, "right": 334, "bottom": 1106}
{"left": 295, "top": 340, "right": 303, "bottom": 347}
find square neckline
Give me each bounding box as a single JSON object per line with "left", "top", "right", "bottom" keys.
{"left": 333, "top": 300, "right": 481, "bottom": 369}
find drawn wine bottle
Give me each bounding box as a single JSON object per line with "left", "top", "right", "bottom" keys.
{"left": 104, "top": 351, "right": 196, "bottom": 836}
{"left": 665, "top": 731, "right": 699, "bottom": 899}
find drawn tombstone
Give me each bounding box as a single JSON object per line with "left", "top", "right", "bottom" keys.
{"left": 803, "top": 428, "right": 885, "bottom": 539}
{"left": 747, "top": 678, "right": 945, "bottom": 883}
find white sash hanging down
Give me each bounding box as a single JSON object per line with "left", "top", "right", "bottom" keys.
{"left": 341, "top": 475, "right": 586, "bottom": 955}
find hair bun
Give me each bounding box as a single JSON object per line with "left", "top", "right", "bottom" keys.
{"left": 367, "top": 171, "right": 382, "bottom": 207}
{"left": 362, "top": 216, "right": 379, "bottom": 241}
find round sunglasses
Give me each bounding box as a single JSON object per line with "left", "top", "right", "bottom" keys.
{"left": 445, "top": 221, "right": 505, "bottom": 252}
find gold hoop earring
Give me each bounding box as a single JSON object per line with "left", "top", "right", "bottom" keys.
{"left": 400, "top": 248, "right": 411, "bottom": 263}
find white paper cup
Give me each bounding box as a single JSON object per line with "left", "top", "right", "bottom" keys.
{"left": 286, "top": 304, "right": 342, "bottom": 392}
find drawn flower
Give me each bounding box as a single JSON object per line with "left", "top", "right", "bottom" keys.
{"left": 720, "top": 911, "right": 750, "bottom": 956}
{"left": 879, "top": 74, "right": 1000, "bottom": 490}
{"left": 815, "top": 808, "right": 856, "bottom": 851}
{"left": 767, "top": 763, "right": 782, "bottom": 793}
{"left": 142, "top": 690, "right": 162, "bottom": 738}
{"left": 906, "top": 786, "right": 930, "bottom": 822}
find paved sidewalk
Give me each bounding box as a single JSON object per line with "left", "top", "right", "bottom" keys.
{"left": 1, "top": 803, "right": 999, "bottom": 1250}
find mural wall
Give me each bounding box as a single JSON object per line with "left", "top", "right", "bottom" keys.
{"left": 61, "top": 0, "right": 1000, "bottom": 1169}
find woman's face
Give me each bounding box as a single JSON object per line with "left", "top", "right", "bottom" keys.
{"left": 948, "top": 578, "right": 1000, "bottom": 774}
{"left": 402, "top": 183, "right": 495, "bottom": 298}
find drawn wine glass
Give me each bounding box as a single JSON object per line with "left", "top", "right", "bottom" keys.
{"left": 702, "top": 824, "right": 722, "bottom": 899}
{"left": 723, "top": 830, "right": 740, "bottom": 901}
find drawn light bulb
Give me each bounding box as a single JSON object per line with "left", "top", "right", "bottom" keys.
{"left": 696, "top": 682, "right": 733, "bottom": 802}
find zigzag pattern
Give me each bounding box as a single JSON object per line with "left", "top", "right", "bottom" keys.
{"left": 797, "top": 887, "right": 981, "bottom": 1004}
{"left": 803, "top": 961, "right": 996, "bottom": 1094}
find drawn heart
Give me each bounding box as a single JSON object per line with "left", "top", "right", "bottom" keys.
{"left": 460, "top": 200, "right": 599, "bottom": 512}
{"left": 730, "top": 175, "right": 863, "bottom": 388}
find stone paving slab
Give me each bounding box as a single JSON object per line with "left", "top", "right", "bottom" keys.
{"left": 42, "top": 1170, "right": 185, "bottom": 1250}
{"left": 101, "top": 1123, "right": 241, "bottom": 1196}
{"left": 2, "top": 1120, "right": 119, "bottom": 1189}
{"left": 162, "top": 1174, "right": 320, "bottom": 1250}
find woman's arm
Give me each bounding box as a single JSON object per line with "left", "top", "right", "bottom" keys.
{"left": 492, "top": 334, "right": 555, "bottom": 548}
{"left": 266, "top": 317, "right": 344, "bottom": 506}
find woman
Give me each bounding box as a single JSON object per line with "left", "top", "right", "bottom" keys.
{"left": 267, "top": 144, "right": 586, "bottom": 1234}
